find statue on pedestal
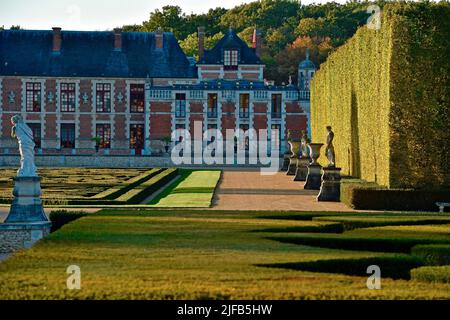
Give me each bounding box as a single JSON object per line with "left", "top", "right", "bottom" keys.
{"left": 11, "top": 115, "right": 37, "bottom": 177}
{"left": 294, "top": 130, "right": 311, "bottom": 181}
{"left": 325, "top": 126, "right": 335, "bottom": 168}
{"left": 0, "top": 116, "right": 50, "bottom": 254}
{"left": 317, "top": 126, "right": 341, "bottom": 202}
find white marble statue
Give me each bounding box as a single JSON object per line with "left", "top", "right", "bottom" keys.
{"left": 325, "top": 126, "right": 336, "bottom": 167}
{"left": 11, "top": 115, "right": 38, "bottom": 177}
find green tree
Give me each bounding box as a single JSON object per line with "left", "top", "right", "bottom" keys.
{"left": 185, "top": 8, "right": 227, "bottom": 37}
{"left": 237, "top": 27, "right": 255, "bottom": 47}
{"left": 219, "top": 1, "right": 260, "bottom": 31}
{"left": 179, "top": 32, "right": 224, "bottom": 60}
{"left": 295, "top": 18, "right": 328, "bottom": 38}
{"left": 255, "top": 0, "right": 300, "bottom": 30}
{"left": 142, "top": 5, "right": 186, "bottom": 39}
{"left": 265, "top": 25, "right": 295, "bottom": 54}
{"left": 121, "top": 24, "right": 143, "bottom": 32}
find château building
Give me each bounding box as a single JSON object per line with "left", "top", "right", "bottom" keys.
{"left": 0, "top": 27, "right": 315, "bottom": 157}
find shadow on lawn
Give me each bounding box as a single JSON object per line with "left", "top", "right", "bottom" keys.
{"left": 250, "top": 223, "right": 344, "bottom": 234}
{"left": 146, "top": 169, "right": 192, "bottom": 205}
{"left": 265, "top": 235, "right": 450, "bottom": 253}
{"left": 256, "top": 256, "right": 424, "bottom": 280}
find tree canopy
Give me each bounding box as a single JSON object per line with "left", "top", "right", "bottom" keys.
{"left": 122, "top": 0, "right": 390, "bottom": 83}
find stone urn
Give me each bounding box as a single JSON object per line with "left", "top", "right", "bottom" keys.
{"left": 287, "top": 140, "right": 301, "bottom": 175}
{"left": 281, "top": 141, "right": 291, "bottom": 171}
{"left": 308, "top": 143, "right": 324, "bottom": 165}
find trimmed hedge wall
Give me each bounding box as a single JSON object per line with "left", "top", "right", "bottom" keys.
{"left": 340, "top": 180, "right": 450, "bottom": 211}
{"left": 311, "top": 2, "right": 450, "bottom": 189}
{"left": 411, "top": 244, "right": 450, "bottom": 266}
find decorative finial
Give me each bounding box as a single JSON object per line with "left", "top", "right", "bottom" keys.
{"left": 306, "top": 48, "right": 310, "bottom": 60}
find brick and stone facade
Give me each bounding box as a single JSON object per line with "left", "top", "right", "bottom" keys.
{"left": 0, "top": 28, "right": 314, "bottom": 158}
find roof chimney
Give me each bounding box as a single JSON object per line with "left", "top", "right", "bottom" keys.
{"left": 155, "top": 29, "right": 163, "bottom": 49}
{"left": 198, "top": 26, "right": 205, "bottom": 60}
{"left": 114, "top": 28, "right": 122, "bottom": 51}
{"left": 252, "top": 29, "right": 262, "bottom": 58}
{"left": 52, "top": 27, "right": 62, "bottom": 53}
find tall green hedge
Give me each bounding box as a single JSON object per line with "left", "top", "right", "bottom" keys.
{"left": 311, "top": 2, "right": 450, "bottom": 188}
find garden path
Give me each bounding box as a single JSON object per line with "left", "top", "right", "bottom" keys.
{"left": 212, "top": 170, "right": 355, "bottom": 212}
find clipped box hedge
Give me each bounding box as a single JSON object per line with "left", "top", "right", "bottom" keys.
{"left": 340, "top": 179, "right": 450, "bottom": 211}
{"left": 411, "top": 266, "right": 450, "bottom": 284}
{"left": 115, "top": 168, "right": 179, "bottom": 204}
{"left": 411, "top": 244, "right": 450, "bottom": 266}
{"left": 41, "top": 169, "right": 178, "bottom": 206}
{"left": 311, "top": 2, "right": 450, "bottom": 189}
{"left": 90, "top": 168, "right": 164, "bottom": 200}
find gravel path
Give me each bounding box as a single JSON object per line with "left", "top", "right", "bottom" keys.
{"left": 212, "top": 170, "right": 355, "bottom": 212}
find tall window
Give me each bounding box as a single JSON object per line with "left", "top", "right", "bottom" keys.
{"left": 207, "top": 93, "right": 218, "bottom": 118}
{"left": 175, "top": 93, "right": 186, "bottom": 118}
{"left": 27, "top": 123, "right": 41, "bottom": 149}
{"left": 96, "top": 124, "right": 111, "bottom": 149}
{"left": 207, "top": 124, "right": 218, "bottom": 145}
{"left": 239, "top": 124, "right": 250, "bottom": 150}
{"left": 60, "top": 124, "right": 76, "bottom": 148}
{"left": 271, "top": 94, "right": 282, "bottom": 119}
{"left": 96, "top": 83, "right": 111, "bottom": 113}
{"left": 130, "top": 124, "right": 144, "bottom": 151}
{"left": 175, "top": 123, "right": 186, "bottom": 145}
{"left": 224, "top": 49, "right": 238, "bottom": 70}
{"left": 271, "top": 124, "right": 281, "bottom": 152}
{"left": 26, "top": 82, "right": 41, "bottom": 112}
{"left": 130, "top": 84, "right": 145, "bottom": 113}
{"left": 60, "top": 83, "right": 76, "bottom": 112}
{"left": 239, "top": 94, "right": 249, "bottom": 118}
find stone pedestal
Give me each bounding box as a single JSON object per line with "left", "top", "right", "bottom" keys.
{"left": 0, "top": 176, "right": 51, "bottom": 253}
{"left": 294, "top": 156, "right": 310, "bottom": 181}
{"left": 317, "top": 167, "right": 342, "bottom": 202}
{"left": 304, "top": 164, "right": 323, "bottom": 190}
{"left": 287, "top": 157, "right": 298, "bottom": 175}
{"left": 286, "top": 140, "right": 301, "bottom": 176}
{"left": 0, "top": 222, "right": 51, "bottom": 253}
{"left": 281, "top": 153, "right": 290, "bottom": 171}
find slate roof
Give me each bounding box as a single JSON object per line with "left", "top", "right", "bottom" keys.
{"left": 198, "top": 29, "right": 262, "bottom": 65}
{"left": 0, "top": 30, "right": 197, "bottom": 78}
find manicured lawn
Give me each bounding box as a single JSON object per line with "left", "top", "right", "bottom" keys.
{"left": 152, "top": 170, "right": 221, "bottom": 208}
{"left": 0, "top": 210, "right": 449, "bottom": 299}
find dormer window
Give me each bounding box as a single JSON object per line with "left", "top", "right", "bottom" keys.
{"left": 224, "top": 49, "right": 238, "bottom": 70}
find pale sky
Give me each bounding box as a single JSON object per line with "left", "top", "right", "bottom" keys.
{"left": 0, "top": 0, "right": 347, "bottom": 31}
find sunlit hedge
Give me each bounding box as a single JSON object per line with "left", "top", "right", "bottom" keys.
{"left": 311, "top": 2, "right": 450, "bottom": 188}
